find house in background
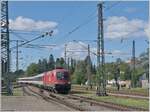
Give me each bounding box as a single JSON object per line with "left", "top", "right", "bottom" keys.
{"left": 139, "top": 73, "right": 149, "bottom": 88}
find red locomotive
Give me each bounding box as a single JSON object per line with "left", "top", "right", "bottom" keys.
{"left": 18, "top": 67, "right": 71, "bottom": 94}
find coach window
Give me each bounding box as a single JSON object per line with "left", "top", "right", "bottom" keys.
{"left": 35, "top": 77, "right": 42, "bottom": 81}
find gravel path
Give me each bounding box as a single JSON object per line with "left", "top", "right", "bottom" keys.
{"left": 1, "top": 87, "right": 74, "bottom": 111}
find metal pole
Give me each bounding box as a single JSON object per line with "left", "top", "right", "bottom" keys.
{"left": 132, "top": 40, "right": 135, "bottom": 88}
{"left": 87, "top": 44, "right": 92, "bottom": 89}
{"left": 97, "top": 2, "right": 107, "bottom": 96}
{"left": 97, "top": 3, "right": 101, "bottom": 71}
{"left": 16, "top": 40, "right": 19, "bottom": 71}
{"left": 64, "top": 44, "right": 67, "bottom": 64}
{"left": 133, "top": 40, "right": 135, "bottom": 71}
{"left": 67, "top": 57, "right": 70, "bottom": 70}
{"left": 1, "top": 1, "right": 10, "bottom": 75}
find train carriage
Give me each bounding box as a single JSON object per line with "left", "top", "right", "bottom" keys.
{"left": 18, "top": 68, "right": 71, "bottom": 94}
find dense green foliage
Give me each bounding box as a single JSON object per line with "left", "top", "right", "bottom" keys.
{"left": 26, "top": 54, "right": 66, "bottom": 76}
{"left": 7, "top": 48, "right": 148, "bottom": 89}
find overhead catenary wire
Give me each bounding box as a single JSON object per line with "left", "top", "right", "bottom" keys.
{"left": 104, "top": 1, "right": 122, "bottom": 11}
{"left": 72, "top": 40, "right": 131, "bottom": 56}
{"left": 56, "top": 9, "right": 97, "bottom": 43}
{"left": 10, "top": 1, "right": 123, "bottom": 70}
{"left": 10, "top": 1, "right": 122, "bottom": 54}
{"left": 10, "top": 31, "right": 56, "bottom": 50}
{"left": 10, "top": 31, "right": 29, "bottom": 41}
{"left": 2, "top": 31, "right": 53, "bottom": 53}
{"left": 56, "top": 1, "right": 122, "bottom": 44}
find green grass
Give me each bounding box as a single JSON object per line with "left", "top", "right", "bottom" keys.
{"left": 130, "top": 88, "right": 149, "bottom": 93}
{"left": 71, "top": 86, "right": 149, "bottom": 110}
{"left": 74, "top": 93, "right": 149, "bottom": 110}
{"left": 13, "top": 87, "right": 23, "bottom": 96}
{"left": 72, "top": 84, "right": 149, "bottom": 96}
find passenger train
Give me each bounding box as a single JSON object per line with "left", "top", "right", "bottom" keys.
{"left": 18, "top": 68, "right": 71, "bottom": 94}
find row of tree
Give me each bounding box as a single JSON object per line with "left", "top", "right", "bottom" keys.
{"left": 10, "top": 48, "right": 149, "bottom": 88}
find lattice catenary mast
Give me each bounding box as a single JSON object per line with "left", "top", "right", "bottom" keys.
{"left": 1, "top": 1, "right": 10, "bottom": 75}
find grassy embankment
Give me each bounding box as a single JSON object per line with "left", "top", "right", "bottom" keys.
{"left": 72, "top": 84, "right": 149, "bottom": 96}
{"left": 2, "top": 87, "right": 23, "bottom": 96}
{"left": 71, "top": 84, "right": 149, "bottom": 110}
{"left": 72, "top": 93, "right": 149, "bottom": 110}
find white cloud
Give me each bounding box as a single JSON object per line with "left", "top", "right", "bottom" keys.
{"left": 144, "top": 25, "right": 150, "bottom": 39}
{"left": 104, "top": 16, "right": 147, "bottom": 39}
{"left": 55, "top": 41, "right": 96, "bottom": 60}
{"left": 61, "top": 41, "right": 88, "bottom": 60}
{"left": 9, "top": 16, "right": 58, "bottom": 32}
{"left": 55, "top": 41, "right": 130, "bottom": 61}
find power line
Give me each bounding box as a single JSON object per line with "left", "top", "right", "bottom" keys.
{"left": 2, "top": 31, "right": 53, "bottom": 53}
{"left": 10, "top": 40, "right": 24, "bottom": 71}
{"left": 10, "top": 31, "right": 56, "bottom": 50}
{"left": 10, "top": 32, "right": 28, "bottom": 41}
{"left": 59, "top": 12, "right": 97, "bottom": 43}
{"left": 104, "top": 1, "right": 122, "bottom": 11}
{"left": 72, "top": 40, "right": 130, "bottom": 56}
{"left": 73, "top": 40, "right": 97, "bottom": 56}
{"left": 9, "top": 29, "right": 42, "bottom": 34}
{"left": 73, "top": 39, "right": 97, "bottom": 42}
{"left": 56, "top": 1, "right": 121, "bottom": 44}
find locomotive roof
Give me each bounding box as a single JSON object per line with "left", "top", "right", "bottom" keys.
{"left": 53, "top": 68, "right": 68, "bottom": 72}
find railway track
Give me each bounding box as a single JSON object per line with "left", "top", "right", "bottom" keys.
{"left": 68, "top": 94, "right": 148, "bottom": 111}
{"left": 72, "top": 85, "right": 149, "bottom": 95}
{"left": 71, "top": 89, "right": 149, "bottom": 100}
{"left": 107, "top": 90, "right": 148, "bottom": 97}
{"left": 23, "top": 85, "right": 86, "bottom": 111}
{"left": 14, "top": 84, "right": 149, "bottom": 100}
{"left": 108, "top": 92, "right": 149, "bottom": 100}
{"left": 71, "top": 85, "right": 149, "bottom": 99}
{"left": 25, "top": 85, "right": 115, "bottom": 111}
{"left": 24, "top": 85, "right": 148, "bottom": 111}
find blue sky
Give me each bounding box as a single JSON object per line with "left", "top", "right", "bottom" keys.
{"left": 8, "top": 1, "right": 149, "bottom": 71}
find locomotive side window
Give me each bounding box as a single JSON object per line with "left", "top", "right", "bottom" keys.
{"left": 56, "top": 72, "right": 69, "bottom": 80}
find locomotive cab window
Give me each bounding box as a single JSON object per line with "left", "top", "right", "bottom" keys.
{"left": 56, "top": 72, "right": 69, "bottom": 80}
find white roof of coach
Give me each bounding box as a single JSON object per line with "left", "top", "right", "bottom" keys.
{"left": 31, "top": 73, "right": 44, "bottom": 79}
{"left": 18, "top": 73, "right": 44, "bottom": 80}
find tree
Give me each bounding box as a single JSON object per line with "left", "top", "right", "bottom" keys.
{"left": 119, "top": 63, "right": 131, "bottom": 80}
{"left": 56, "top": 58, "right": 60, "bottom": 67}
{"left": 60, "top": 57, "right": 65, "bottom": 67}
{"left": 42, "top": 58, "right": 48, "bottom": 71}
{"left": 72, "top": 61, "right": 87, "bottom": 84}
{"left": 116, "top": 58, "right": 122, "bottom": 64}
{"left": 124, "top": 65, "right": 131, "bottom": 80}
{"left": 92, "top": 64, "right": 97, "bottom": 75}
{"left": 38, "top": 59, "right": 43, "bottom": 73}
{"left": 85, "top": 55, "right": 92, "bottom": 88}
{"left": 48, "top": 54, "right": 55, "bottom": 70}
{"left": 26, "top": 63, "right": 39, "bottom": 76}
{"left": 139, "top": 48, "right": 149, "bottom": 81}
{"left": 115, "top": 66, "right": 120, "bottom": 91}
{"left": 69, "top": 58, "right": 76, "bottom": 74}
{"left": 14, "top": 69, "right": 25, "bottom": 76}
{"left": 55, "top": 57, "right": 65, "bottom": 68}
{"left": 105, "top": 62, "right": 114, "bottom": 80}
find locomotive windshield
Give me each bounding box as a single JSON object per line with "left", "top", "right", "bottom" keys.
{"left": 56, "top": 72, "right": 69, "bottom": 80}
